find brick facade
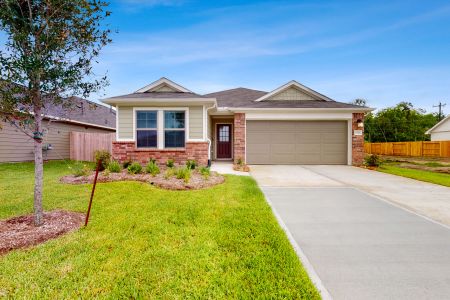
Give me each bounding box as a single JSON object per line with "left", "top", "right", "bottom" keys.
{"left": 352, "top": 112, "right": 365, "bottom": 166}
{"left": 112, "top": 141, "right": 209, "bottom": 166}
{"left": 233, "top": 113, "right": 246, "bottom": 164}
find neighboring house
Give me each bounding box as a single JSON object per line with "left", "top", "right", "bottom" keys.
{"left": 426, "top": 115, "right": 450, "bottom": 141}
{"left": 103, "top": 77, "right": 372, "bottom": 166}
{"left": 0, "top": 97, "right": 116, "bottom": 162}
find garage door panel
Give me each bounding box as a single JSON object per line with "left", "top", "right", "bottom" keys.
{"left": 271, "top": 133, "right": 297, "bottom": 143}
{"left": 295, "top": 153, "right": 322, "bottom": 164}
{"left": 322, "top": 132, "right": 347, "bottom": 142}
{"left": 247, "top": 120, "right": 348, "bottom": 165}
{"left": 247, "top": 143, "right": 270, "bottom": 154}
{"left": 271, "top": 144, "right": 296, "bottom": 154}
{"left": 295, "top": 133, "right": 321, "bottom": 143}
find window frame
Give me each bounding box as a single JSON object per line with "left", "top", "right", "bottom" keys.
{"left": 133, "top": 107, "right": 189, "bottom": 150}
{"left": 163, "top": 110, "right": 186, "bottom": 148}
{"left": 135, "top": 110, "right": 158, "bottom": 149}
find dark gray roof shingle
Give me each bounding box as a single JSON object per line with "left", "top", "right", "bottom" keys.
{"left": 205, "top": 87, "right": 366, "bottom": 109}
{"left": 43, "top": 97, "right": 116, "bottom": 129}
{"left": 108, "top": 91, "right": 207, "bottom": 99}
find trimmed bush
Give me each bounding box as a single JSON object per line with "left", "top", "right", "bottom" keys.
{"left": 146, "top": 160, "right": 160, "bottom": 176}
{"left": 186, "top": 159, "right": 197, "bottom": 170}
{"left": 166, "top": 159, "right": 175, "bottom": 168}
{"left": 200, "top": 166, "right": 210, "bottom": 179}
{"left": 364, "top": 154, "right": 382, "bottom": 167}
{"left": 108, "top": 161, "right": 121, "bottom": 173}
{"left": 127, "top": 162, "right": 142, "bottom": 174}
{"left": 94, "top": 150, "right": 111, "bottom": 171}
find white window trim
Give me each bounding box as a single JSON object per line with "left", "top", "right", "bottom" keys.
{"left": 133, "top": 107, "right": 190, "bottom": 150}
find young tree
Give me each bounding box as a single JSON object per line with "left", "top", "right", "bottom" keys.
{"left": 0, "top": 0, "right": 112, "bottom": 226}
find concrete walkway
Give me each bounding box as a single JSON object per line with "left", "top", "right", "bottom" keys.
{"left": 251, "top": 165, "right": 450, "bottom": 300}
{"left": 210, "top": 161, "right": 250, "bottom": 176}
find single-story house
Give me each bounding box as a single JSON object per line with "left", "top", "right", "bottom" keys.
{"left": 102, "top": 77, "right": 372, "bottom": 166}
{"left": 426, "top": 115, "right": 450, "bottom": 141}
{"left": 0, "top": 97, "right": 116, "bottom": 162}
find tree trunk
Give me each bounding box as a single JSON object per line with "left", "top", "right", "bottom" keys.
{"left": 33, "top": 104, "right": 44, "bottom": 226}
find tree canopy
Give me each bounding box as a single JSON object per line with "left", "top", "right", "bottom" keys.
{"left": 364, "top": 102, "right": 439, "bottom": 142}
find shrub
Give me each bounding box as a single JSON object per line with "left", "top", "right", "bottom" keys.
{"left": 108, "top": 161, "right": 121, "bottom": 173}
{"left": 127, "top": 162, "right": 142, "bottom": 174}
{"left": 236, "top": 157, "right": 244, "bottom": 166}
{"left": 122, "top": 160, "right": 132, "bottom": 169}
{"left": 364, "top": 154, "right": 381, "bottom": 167}
{"left": 200, "top": 166, "right": 210, "bottom": 179}
{"left": 166, "top": 159, "right": 175, "bottom": 168}
{"left": 175, "top": 167, "right": 191, "bottom": 183}
{"left": 103, "top": 169, "right": 110, "bottom": 177}
{"left": 186, "top": 159, "right": 197, "bottom": 170}
{"left": 72, "top": 162, "right": 91, "bottom": 177}
{"left": 164, "top": 168, "right": 176, "bottom": 179}
{"left": 146, "top": 160, "right": 160, "bottom": 176}
{"left": 94, "top": 150, "right": 111, "bottom": 171}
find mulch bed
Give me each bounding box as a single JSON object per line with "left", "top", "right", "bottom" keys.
{"left": 0, "top": 210, "right": 84, "bottom": 255}
{"left": 60, "top": 169, "right": 225, "bottom": 190}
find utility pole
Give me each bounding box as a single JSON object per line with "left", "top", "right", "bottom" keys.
{"left": 433, "top": 102, "right": 446, "bottom": 121}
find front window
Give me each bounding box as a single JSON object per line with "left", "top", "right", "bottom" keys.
{"left": 136, "top": 111, "right": 157, "bottom": 148}
{"left": 164, "top": 111, "right": 185, "bottom": 148}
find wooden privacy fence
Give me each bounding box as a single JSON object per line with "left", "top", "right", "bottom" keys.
{"left": 365, "top": 141, "right": 450, "bottom": 158}
{"left": 70, "top": 132, "right": 115, "bottom": 161}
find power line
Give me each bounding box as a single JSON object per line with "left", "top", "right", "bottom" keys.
{"left": 433, "top": 102, "right": 446, "bottom": 121}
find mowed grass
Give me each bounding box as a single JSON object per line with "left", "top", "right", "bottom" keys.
{"left": 378, "top": 164, "right": 450, "bottom": 187}
{"left": 0, "top": 161, "right": 320, "bottom": 299}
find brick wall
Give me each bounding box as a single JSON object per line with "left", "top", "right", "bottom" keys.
{"left": 112, "top": 141, "right": 209, "bottom": 166}
{"left": 233, "top": 113, "right": 246, "bottom": 163}
{"left": 352, "top": 113, "right": 365, "bottom": 166}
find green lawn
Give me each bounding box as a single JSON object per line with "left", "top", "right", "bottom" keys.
{"left": 378, "top": 164, "right": 450, "bottom": 187}
{"left": 0, "top": 161, "right": 319, "bottom": 299}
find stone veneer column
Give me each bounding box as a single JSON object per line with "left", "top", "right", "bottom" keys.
{"left": 233, "top": 113, "right": 246, "bottom": 163}
{"left": 352, "top": 112, "right": 365, "bottom": 166}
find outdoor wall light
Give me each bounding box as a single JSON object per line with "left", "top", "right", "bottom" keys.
{"left": 357, "top": 119, "right": 364, "bottom": 128}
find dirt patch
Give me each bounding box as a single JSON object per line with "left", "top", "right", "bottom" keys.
{"left": 397, "top": 163, "right": 450, "bottom": 174}
{"left": 60, "top": 169, "right": 225, "bottom": 190}
{"left": 381, "top": 155, "right": 450, "bottom": 164}
{"left": 0, "top": 210, "right": 84, "bottom": 255}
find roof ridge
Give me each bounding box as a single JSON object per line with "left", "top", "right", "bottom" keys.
{"left": 205, "top": 87, "right": 267, "bottom": 95}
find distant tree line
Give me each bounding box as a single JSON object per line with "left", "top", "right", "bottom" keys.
{"left": 350, "top": 100, "right": 440, "bottom": 142}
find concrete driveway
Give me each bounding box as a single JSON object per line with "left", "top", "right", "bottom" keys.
{"left": 251, "top": 165, "right": 450, "bottom": 300}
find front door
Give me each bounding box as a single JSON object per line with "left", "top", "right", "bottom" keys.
{"left": 216, "top": 124, "right": 232, "bottom": 159}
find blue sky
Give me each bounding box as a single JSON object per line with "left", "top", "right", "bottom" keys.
{"left": 4, "top": 0, "right": 450, "bottom": 113}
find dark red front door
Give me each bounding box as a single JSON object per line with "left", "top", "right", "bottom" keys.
{"left": 217, "top": 124, "right": 232, "bottom": 159}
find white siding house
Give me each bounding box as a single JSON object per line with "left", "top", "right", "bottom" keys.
{"left": 426, "top": 115, "right": 450, "bottom": 141}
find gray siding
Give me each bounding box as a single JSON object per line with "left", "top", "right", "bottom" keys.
{"left": 269, "top": 87, "right": 316, "bottom": 101}
{"left": 117, "top": 105, "right": 204, "bottom": 141}
{"left": 0, "top": 120, "right": 113, "bottom": 162}
{"left": 117, "top": 106, "right": 134, "bottom": 140}
{"left": 189, "top": 106, "right": 203, "bottom": 139}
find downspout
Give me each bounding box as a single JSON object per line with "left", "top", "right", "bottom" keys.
{"left": 206, "top": 102, "right": 217, "bottom": 167}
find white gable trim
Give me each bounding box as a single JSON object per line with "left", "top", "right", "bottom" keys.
{"left": 426, "top": 115, "right": 450, "bottom": 134}
{"left": 135, "top": 77, "right": 192, "bottom": 93}
{"left": 254, "top": 80, "right": 334, "bottom": 102}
